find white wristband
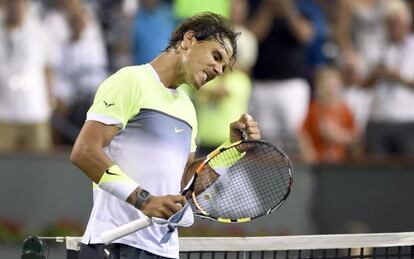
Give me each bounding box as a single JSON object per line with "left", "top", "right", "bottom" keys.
{"left": 98, "top": 165, "right": 139, "bottom": 201}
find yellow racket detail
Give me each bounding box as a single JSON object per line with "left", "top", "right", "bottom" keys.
{"left": 217, "top": 218, "right": 232, "bottom": 223}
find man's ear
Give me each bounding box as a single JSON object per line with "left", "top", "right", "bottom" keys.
{"left": 181, "top": 31, "right": 196, "bottom": 50}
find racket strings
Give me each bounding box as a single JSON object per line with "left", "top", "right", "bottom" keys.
{"left": 193, "top": 165, "right": 219, "bottom": 196}
{"left": 194, "top": 141, "right": 292, "bottom": 220}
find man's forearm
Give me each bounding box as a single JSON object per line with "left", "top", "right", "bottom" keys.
{"left": 181, "top": 157, "right": 204, "bottom": 191}
{"left": 70, "top": 141, "right": 114, "bottom": 183}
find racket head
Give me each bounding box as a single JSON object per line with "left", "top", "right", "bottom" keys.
{"left": 189, "top": 140, "right": 293, "bottom": 223}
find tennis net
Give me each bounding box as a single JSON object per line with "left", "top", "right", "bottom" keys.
{"left": 39, "top": 232, "right": 414, "bottom": 259}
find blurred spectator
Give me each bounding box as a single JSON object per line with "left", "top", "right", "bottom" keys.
{"left": 0, "top": 0, "right": 4, "bottom": 16}
{"left": 314, "top": 0, "right": 341, "bottom": 27}
{"left": 299, "top": 67, "right": 358, "bottom": 164}
{"left": 342, "top": 64, "right": 374, "bottom": 136}
{"left": 85, "top": 0, "right": 128, "bottom": 70}
{"left": 297, "top": 0, "right": 331, "bottom": 82}
{"left": 0, "top": 0, "right": 53, "bottom": 152}
{"left": 44, "top": 0, "right": 108, "bottom": 144}
{"left": 193, "top": 0, "right": 256, "bottom": 157}
{"left": 408, "top": 0, "right": 414, "bottom": 31}
{"left": 230, "top": 0, "right": 257, "bottom": 74}
{"left": 247, "top": 0, "right": 313, "bottom": 153}
{"left": 334, "top": 0, "right": 387, "bottom": 144}
{"left": 336, "top": 0, "right": 387, "bottom": 80}
{"left": 110, "top": 0, "right": 137, "bottom": 69}
{"left": 132, "top": 0, "right": 175, "bottom": 65}
{"left": 173, "top": 0, "right": 230, "bottom": 21}
{"left": 364, "top": 0, "right": 414, "bottom": 156}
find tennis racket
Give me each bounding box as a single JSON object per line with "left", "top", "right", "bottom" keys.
{"left": 100, "top": 139, "right": 293, "bottom": 244}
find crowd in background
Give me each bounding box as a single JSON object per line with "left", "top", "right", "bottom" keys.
{"left": 0, "top": 0, "right": 414, "bottom": 165}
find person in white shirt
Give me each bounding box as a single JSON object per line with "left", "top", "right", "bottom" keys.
{"left": 44, "top": 0, "right": 108, "bottom": 143}
{"left": 0, "top": 0, "right": 53, "bottom": 151}
{"left": 363, "top": 0, "right": 414, "bottom": 155}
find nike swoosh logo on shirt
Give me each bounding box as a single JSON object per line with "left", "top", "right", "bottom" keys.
{"left": 105, "top": 170, "right": 118, "bottom": 176}
{"left": 174, "top": 127, "right": 184, "bottom": 133}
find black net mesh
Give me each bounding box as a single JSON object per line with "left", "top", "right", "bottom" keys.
{"left": 41, "top": 232, "right": 414, "bottom": 259}
{"left": 180, "top": 246, "right": 414, "bottom": 259}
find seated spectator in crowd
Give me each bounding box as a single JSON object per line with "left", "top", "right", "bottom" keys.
{"left": 44, "top": 0, "right": 108, "bottom": 144}
{"left": 132, "top": 0, "right": 175, "bottom": 65}
{"left": 364, "top": 0, "right": 414, "bottom": 156}
{"left": 299, "top": 67, "right": 358, "bottom": 164}
{"left": 0, "top": 0, "right": 53, "bottom": 152}
{"left": 247, "top": 0, "right": 313, "bottom": 154}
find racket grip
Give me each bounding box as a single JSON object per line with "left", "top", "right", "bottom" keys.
{"left": 100, "top": 216, "right": 152, "bottom": 245}
{"left": 241, "top": 114, "right": 252, "bottom": 140}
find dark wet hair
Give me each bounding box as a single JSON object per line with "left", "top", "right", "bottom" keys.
{"left": 166, "top": 12, "right": 240, "bottom": 67}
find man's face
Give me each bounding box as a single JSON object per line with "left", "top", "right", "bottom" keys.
{"left": 181, "top": 37, "right": 233, "bottom": 89}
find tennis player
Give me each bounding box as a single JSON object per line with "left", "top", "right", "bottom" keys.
{"left": 70, "top": 12, "right": 261, "bottom": 259}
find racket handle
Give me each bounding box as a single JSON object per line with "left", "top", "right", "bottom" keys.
{"left": 100, "top": 216, "right": 152, "bottom": 245}
{"left": 241, "top": 114, "right": 252, "bottom": 140}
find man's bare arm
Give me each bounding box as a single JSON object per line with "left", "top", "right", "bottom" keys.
{"left": 70, "top": 121, "right": 119, "bottom": 183}
{"left": 70, "top": 121, "right": 185, "bottom": 218}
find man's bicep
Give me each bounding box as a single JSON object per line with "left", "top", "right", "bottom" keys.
{"left": 71, "top": 121, "right": 120, "bottom": 183}
{"left": 79, "top": 121, "right": 120, "bottom": 147}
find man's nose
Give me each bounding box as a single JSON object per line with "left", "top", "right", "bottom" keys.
{"left": 213, "top": 64, "right": 223, "bottom": 76}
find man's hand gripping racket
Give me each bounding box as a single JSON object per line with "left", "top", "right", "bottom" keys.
{"left": 100, "top": 114, "right": 293, "bottom": 244}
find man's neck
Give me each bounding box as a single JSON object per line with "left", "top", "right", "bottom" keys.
{"left": 150, "top": 50, "right": 184, "bottom": 89}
